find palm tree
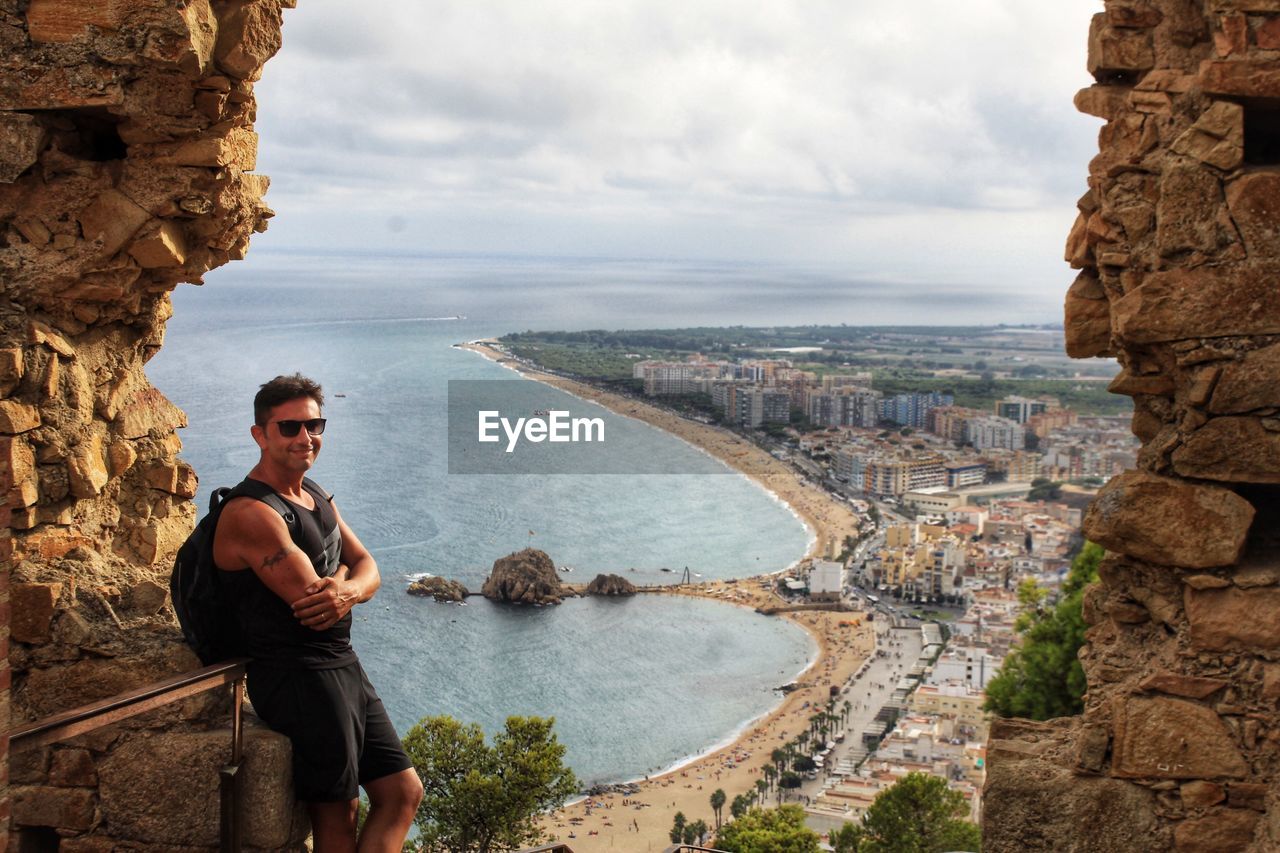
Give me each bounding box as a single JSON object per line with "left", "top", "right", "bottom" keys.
{"left": 842, "top": 699, "right": 852, "bottom": 727}
{"left": 710, "top": 788, "right": 726, "bottom": 831}
{"left": 762, "top": 764, "right": 777, "bottom": 793}
{"left": 755, "top": 778, "right": 768, "bottom": 802}
{"left": 771, "top": 747, "right": 788, "bottom": 775}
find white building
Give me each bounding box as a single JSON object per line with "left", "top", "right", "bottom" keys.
{"left": 809, "top": 560, "right": 845, "bottom": 601}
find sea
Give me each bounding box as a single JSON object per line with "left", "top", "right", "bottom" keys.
{"left": 147, "top": 249, "right": 1055, "bottom": 786}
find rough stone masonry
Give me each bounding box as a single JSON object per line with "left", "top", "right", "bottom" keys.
{"left": 0, "top": 1, "right": 307, "bottom": 849}
{"left": 984, "top": 1, "right": 1280, "bottom": 851}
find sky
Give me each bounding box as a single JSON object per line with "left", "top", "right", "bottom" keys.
{"left": 249, "top": 1, "right": 1103, "bottom": 295}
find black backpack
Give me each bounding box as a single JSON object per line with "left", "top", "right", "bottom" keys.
{"left": 170, "top": 479, "right": 298, "bottom": 665}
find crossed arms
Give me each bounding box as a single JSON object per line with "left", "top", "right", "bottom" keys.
{"left": 214, "top": 497, "right": 380, "bottom": 630}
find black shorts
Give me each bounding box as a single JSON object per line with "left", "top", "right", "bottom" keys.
{"left": 246, "top": 660, "right": 414, "bottom": 802}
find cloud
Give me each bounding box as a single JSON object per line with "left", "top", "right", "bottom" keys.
{"left": 251, "top": 0, "right": 1102, "bottom": 287}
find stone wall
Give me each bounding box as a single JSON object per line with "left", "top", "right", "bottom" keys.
{"left": 0, "top": 1, "right": 305, "bottom": 848}
{"left": 986, "top": 1, "right": 1280, "bottom": 851}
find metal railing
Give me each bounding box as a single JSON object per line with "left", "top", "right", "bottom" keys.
{"left": 661, "top": 846, "right": 730, "bottom": 853}
{"left": 7, "top": 658, "right": 251, "bottom": 853}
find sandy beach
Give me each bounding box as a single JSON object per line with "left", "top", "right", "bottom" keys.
{"left": 459, "top": 340, "right": 863, "bottom": 564}
{"left": 459, "top": 340, "right": 877, "bottom": 850}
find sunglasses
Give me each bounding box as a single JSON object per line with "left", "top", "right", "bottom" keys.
{"left": 269, "top": 418, "right": 327, "bottom": 437}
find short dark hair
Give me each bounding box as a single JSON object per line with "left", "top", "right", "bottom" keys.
{"left": 254, "top": 373, "right": 324, "bottom": 425}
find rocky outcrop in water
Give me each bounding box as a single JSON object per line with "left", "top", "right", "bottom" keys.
{"left": 407, "top": 577, "right": 469, "bottom": 602}
{"left": 481, "top": 548, "right": 564, "bottom": 605}
{"left": 585, "top": 573, "right": 636, "bottom": 596}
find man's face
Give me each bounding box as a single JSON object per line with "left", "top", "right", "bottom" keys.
{"left": 252, "top": 396, "right": 323, "bottom": 473}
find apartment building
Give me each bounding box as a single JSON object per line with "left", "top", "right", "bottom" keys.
{"left": 864, "top": 453, "right": 947, "bottom": 497}
{"left": 994, "top": 395, "right": 1054, "bottom": 424}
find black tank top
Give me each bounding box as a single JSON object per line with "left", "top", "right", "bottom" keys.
{"left": 217, "top": 477, "right": 357, "bottom": 669}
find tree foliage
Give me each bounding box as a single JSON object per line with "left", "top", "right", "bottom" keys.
{"left": 984, "top": 541, "right": 1104, "bottom": 720}
{"left": 835, "top": 772, "right": 980, "bottom": 853}
{"left": 401, "top": 714, "right": 578, "bottom": 853}
{"left": 713, "top": 805, "right": 821, "bottom": 853}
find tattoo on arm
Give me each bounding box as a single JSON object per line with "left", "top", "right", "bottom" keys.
{"left": 260, "top": 547, "right": 289, "bottom": 572}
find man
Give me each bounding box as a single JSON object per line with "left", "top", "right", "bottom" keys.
{"left": 213, "top": 373, "right": 423, "bottom": 852}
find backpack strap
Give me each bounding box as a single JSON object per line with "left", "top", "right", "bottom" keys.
{"left": 301, "top": 477, "right": 332, "bottom": 504}
{"left": 224, "top": 478, "right": 300, "bottom": 534}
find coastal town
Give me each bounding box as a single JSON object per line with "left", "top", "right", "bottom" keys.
{"left": 461, "top": 330, "right": 1135, "bottom": 850}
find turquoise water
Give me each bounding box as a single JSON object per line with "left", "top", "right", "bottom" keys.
{"left": 149, "top": 251, "right": 820, "bottom": 784}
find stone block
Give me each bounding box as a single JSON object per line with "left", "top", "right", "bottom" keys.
{"left": 214, "top": 0, "right": 285, "bottom": 81}
{"left": 1112, "top": 266, "right": 1280, "bottom": 344}
{"left": 1171, "top": 127, "right": 1242, "bottom": 171}
{"left": 0, "top": 348, "right": 23, "bottom": 395}
{"left": 20, "top": 650, "right": 190, "bottom": 717}
{"left": 1259, "top": 16, "right": 1280, "bottom": 49}
{"left": 1186, "top": 585, "right": 1280, "bottom": 651}
{"left": 1138, "top": 672, "right": 1228, "bottom": 699}
{"left": 11, "top": 583, "right": 63, "bottom": 644}
{"left": 1107, "top": 4, "right": 1163, "bottom": 27}
{"left": 77, "top": 189, "right": 150, "bottom": 259}
{"left": 1156, "top": 164, "right": 1223, "bottom": 257}
{"left": 11, "top": 785, "right": 95, "bottom": 830}
{"left": 127, "top": 220, "right": 188, "bottom": 269}
{"left": 1214, "top": 12, "right": 1248, "bottom": 55}
{"left": 113, "top": 388, "right": 187, "bottom": 440}
{"left": 0, "top": 114, "right": 47, "bottom": 184}
{"left": 23, "top": 0, "right": 131, "bottom": 43}
{"left": 52, "top": 610, "right": 92, "bottom": 646}
{"left": 1, "top": 437, "right": 38, "bottom": 509}
{"left": 1065, "top": 272, "right": 1113, "bottom": 358}
{"left": 1075, "top": 85, "right": 1131, "bottom": 120}
{"left": 98, "top": 726, "right": 307, "bottom": 848}
{"left": 1263, "top": 663, "right": 1280, "bottom": 701}
{"left": 1111, "top": 695, "right": 1248, "bottom": 779}
{"left": 1082, "top": 470, "right": 1253, "bottom": 568}
{"left": 1088, "top": 14, "right": 1155, "bottom": 77}
{"left": 125, "top": 580, "right": 168, "bottom": 616}
{"left": 1226, "top": 782, "right": 1267, "bottom": 811}
{"left": 154, "top": 127, "right": 258, "bottom": 171}
{"left": 1208, "top": 345, "right": 1280, "bottom": 414}
{"left": 1181, "top": 780, "right": 1225, "bottom": 808}
{"left": 0, "top": 65, "right": 125, "bottom": 111}
{"left": 66, "top": 434, "right": 108, "bottom": 499}
{"left": 1173, "top": 417, "right": 1280, "bottom": 482}
{"left": 1210, "top": 0, "right": 1280, "bottom": 9}
{"left": 0, "top": 402, "right": 40, "bottom": 435}
{"left": 984, "top": 730, "right": 1165, "bottom": 851}
{"left": 1108, "top": 369, "right": 1174, "bottom": 397}
{"left": 1173, "top": 807, "right": 1260, "bottom": 852}
{"left": 143, "top": 461, "right": 197, "bottom": 497}
{"left": 1226, "top": 173, "right": 1280, "bottom": 260}
{"left": 1200, "top": 60, "right": 1280, "bottom": 98}
{"left": 49, "top": 749, "right": 96, "bottom": 787}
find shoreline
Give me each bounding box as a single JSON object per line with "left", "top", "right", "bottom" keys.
{"left": 458, "top": 340, "right": 860, "bottom": 565}
{"left": 459, "top": 339, "right": 875, "bottom": 850}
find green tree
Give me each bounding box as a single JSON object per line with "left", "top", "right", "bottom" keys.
{"left": 401, "top": 715, "right": 578, "bottom": 853}
{"left": 984, "top": 542, "right": 1104, "bottom": 720}
{"left": 837, "top": 772, "right": 980, "bottom": 853}
{"left": 670, "top": 811, "right": 687, "bottom": 844}
{"left": 710, "top": 788, "right": 727, "bottom": 831}
{"left": 730, "top": 794, "right": 752, "bottom": 820}
{"left": 831, "top": 821, "right": 860, "bottom": 853}
{"left": 713, "top": 805, "right": 821, "bottom": 853}
{"left": 684, "top": 819, "right": 709, "bottom": 845}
